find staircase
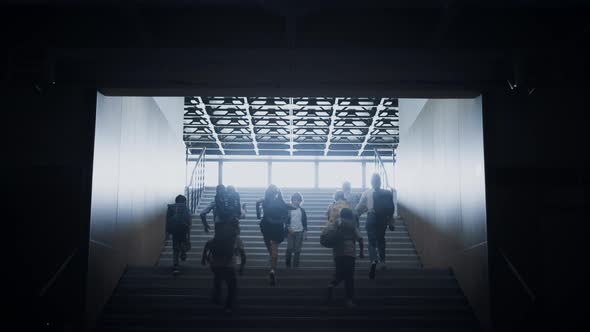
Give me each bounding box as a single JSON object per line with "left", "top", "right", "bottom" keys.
{"left": 95, "top": 187, "right": 481, "bottom": 331}
{"left": 159, "top": 187, "right": 421, "bottom": 269}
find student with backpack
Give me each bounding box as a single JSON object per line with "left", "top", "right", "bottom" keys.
{"left": 201, "top": 222, "right": 246, "bottom": 315}
{"left": 326, "top": 191, "right": 352, "bottom": 225}
{"left": 199, "top": 185, "right": 227, "bottom": 233}
{"left": 201, "top": 184, "right": 241, "bottom": 233}
{"left": 355, "top": 174, "right": 395, "bottom": 279}
{"left": 285, "top": 193, "right": 308, "bottom": 268}
{"left": 325, "top": 208, "right": 364, "bottom": 308}
{"left": 256, "top": 185, "right": 291, "bottom": 285}
{"left": 166, "top": 195, "right": 192, "bottom": 274}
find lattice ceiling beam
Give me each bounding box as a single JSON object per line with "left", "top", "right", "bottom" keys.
{"left": 358, "top": 97, "right": 386, "bottom": 156}
{"left": 196, "top": 96, "right": 224, "bottom": 155}
{"left": 323, "top": 97, "right": 339, "bottom": 156}
{"left": 242, "top": 97, "right": 259, "bottom": 156}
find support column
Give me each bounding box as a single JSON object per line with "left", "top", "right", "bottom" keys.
{"left": 361, "top": 161, "right": 367, "bottom": 190}
{"left": 267, "top": 160, "right": 272, "bottom": 187}
{"left": 314, "top": 160, "right": 319, "bottom": 189}
{"left": 218, "top": 160, "right": 223, "bottom": 186}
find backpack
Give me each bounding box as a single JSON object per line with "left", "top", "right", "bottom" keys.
{"left": 320, "top": 222, "right": 343, "bottom": 248}
{"left": 263, "top": 199, "right": 288, "bottom": 224}
{"left": 215, "top": 191, "right": 240, "bottom": 220}
{"left": 373, "top": 189, "right": 395, "bottom": 220}
{"left": 167, "top": 203, "right": 190, "bottom": 234}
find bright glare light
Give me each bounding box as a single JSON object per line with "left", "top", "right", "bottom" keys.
{"left": 204, "top": 161, "right": 219, "bottom": 187}
{"left": 223, "top": 162, "right": 268, "bottom": 188}
{"left": 319, "top": 162, "right": 362, "bottom": 188}
{"left": 272, "top": 162, "right": 314, "bottom": 188}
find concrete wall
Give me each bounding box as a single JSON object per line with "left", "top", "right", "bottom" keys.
{"left": 86, "top": 94, "right": 185, "bottom": 327}
{"left": 396, "top": 97, "right": 490, "bottom": 330}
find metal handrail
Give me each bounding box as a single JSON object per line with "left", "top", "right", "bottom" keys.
{"left": 185, "top": 148, "right": 206, "bottom": 214}
{"left": 500, "top": 249, "right": 536, "bottom": 304}
{"left": 39, "top": 249, "right": 78, "bottom": 297}
{"left": 374, "top": 149, "right": 392, "bottom": 190}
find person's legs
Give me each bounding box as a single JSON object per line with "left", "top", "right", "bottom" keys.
{"left": 366, "top": 214, "right": 378, "bottom": 279}
{"left": 179, "top": 230, "right": 188, "bottom": 261}
{"left": 376, "top": 219, "right": 387, "bottom": 265}
{"left": 365, "top": 214, "right": 378, "bottom": 262}
{"left": 328, "top": 255, "right": 345, "bottom": 301}
{"left": 293, "top": 232, "right": 304, "bottom": 267}
{"left": 286, "top": 234, "right": 294, "bottom": 267}
{"left": 330, "top": 256, "right": 345, "bottom": 287}
{"left": 270, "top": 240, "right": 279, "bottom": 271}
{"left": 265, "top": 238, "right": 278, "bottom": 285}
{"left": 224, "top": 268, "right": 237, "bottom": 310}
{"left": 211, "top": 268, "right": 222, "bottom": 303}
{"left": 343, "top": 256, "right": 355, "bottom": 302}
{"left": 172, "top": 232, "right": 181, "bottom": 268}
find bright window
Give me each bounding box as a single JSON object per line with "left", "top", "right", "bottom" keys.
{"left": 272, "top": 162, "right": 315, "bottom": 188}
{"left": 365, "top": 162, "right": 394, "bottom": 189}
{"left": 318, "top": 162, "right": 362, "bottom": 188}
{"left": 223, "top": 162, "right": 268, "bottom": 188}
{"left": 204, "top": 161, "right": 219, "bottom": 187}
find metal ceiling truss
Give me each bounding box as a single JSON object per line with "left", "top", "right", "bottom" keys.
{"left": 184, "top": 96, "right": 399, "bottom": 157}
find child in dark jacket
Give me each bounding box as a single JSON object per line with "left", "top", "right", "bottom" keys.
{"left": 201, "top": 223, "right": 246, "bottom": 314}
{"left": 166, "top": 195, "right": 192, "bottom": 273}
{"left": 327, "top": 208, "right": 364, "bottom": 308}
{"left": 285, "top": 193, "right": 308, "bottom": 268}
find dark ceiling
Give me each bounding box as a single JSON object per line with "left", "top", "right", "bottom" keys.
{"left": 2, "top": 1, "right": 588, "bottom": 96}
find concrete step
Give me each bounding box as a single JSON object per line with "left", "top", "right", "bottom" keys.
{"left": 159, "top": 252, "right": 420, "bottom": 261}
{"left": 156, "top": 260, "right": 423, "bottom": 269}
{"left": 161, "top": 246, "right": 416, "bottom": 254}
{"left": 98, "top": 315, "right": 478, "bottom": 329}
{"left": 125, "top": 266, "right": 451, "bottom": 276}
{"left": 166, "top": 241, "right": 418, "bottom": 250}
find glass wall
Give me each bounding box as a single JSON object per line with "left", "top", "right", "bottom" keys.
{"left": 204, "top": 161, "right": 219, "bottom": 187}
{"left": 272, "top": 162, "right": 315, "bottom": 188}
{"left": 223, "top": 161, "right": 268, "bottom": 188}
{"left": 365, "top": 162, "right": 394, "bottom": 189}
{"left": 206, "top": 160, "right": 392, "bottom": 189}
{"left": 318, "top": 162, "right": 362, "bottom": 188}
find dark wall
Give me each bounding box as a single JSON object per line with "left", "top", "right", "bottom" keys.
{"left": 482, "top": 88, "right": 588, "bottom": 331}
{"left": 4, "top": 86, "right": 96, "bottom": 330}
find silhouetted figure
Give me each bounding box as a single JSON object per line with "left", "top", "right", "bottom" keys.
{"left": 285, "top": 193, "right": 308, "bottom": 268}
{"left": 327, "top": 208, "right": 364, "bottom": 307}
{"left": 356, "top": 174, "right": 395, "bottom": 279}
{"left": 201, "top": 222, "right": 246, "bottom": 315}
{"left": 166, "top": 195, "right": 192, "bottom": 274}
{"left": 326, "top": 191, "right": 351, "bottom": 225}
{"left": 225, "top": 185, "right": 242, "bottom": 233}
{"left": 200, "top": 185, "right": 227, "bottom": 233}
{"left": 256, "top": 185, "right": 291, "bottom": 285}
{"left": 342, "top": 181, "right": 361, "bottom": 229}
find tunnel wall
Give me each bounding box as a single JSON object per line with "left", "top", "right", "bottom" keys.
{"left": 86, "top": 94, "right": 185, "bottom": 327}
{"left": 396, "top": 97, "right": 490, "bottom": 330}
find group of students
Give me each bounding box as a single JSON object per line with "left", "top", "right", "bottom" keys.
{"left": 165, "top": 173, "right": 395, "bottom": 313}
